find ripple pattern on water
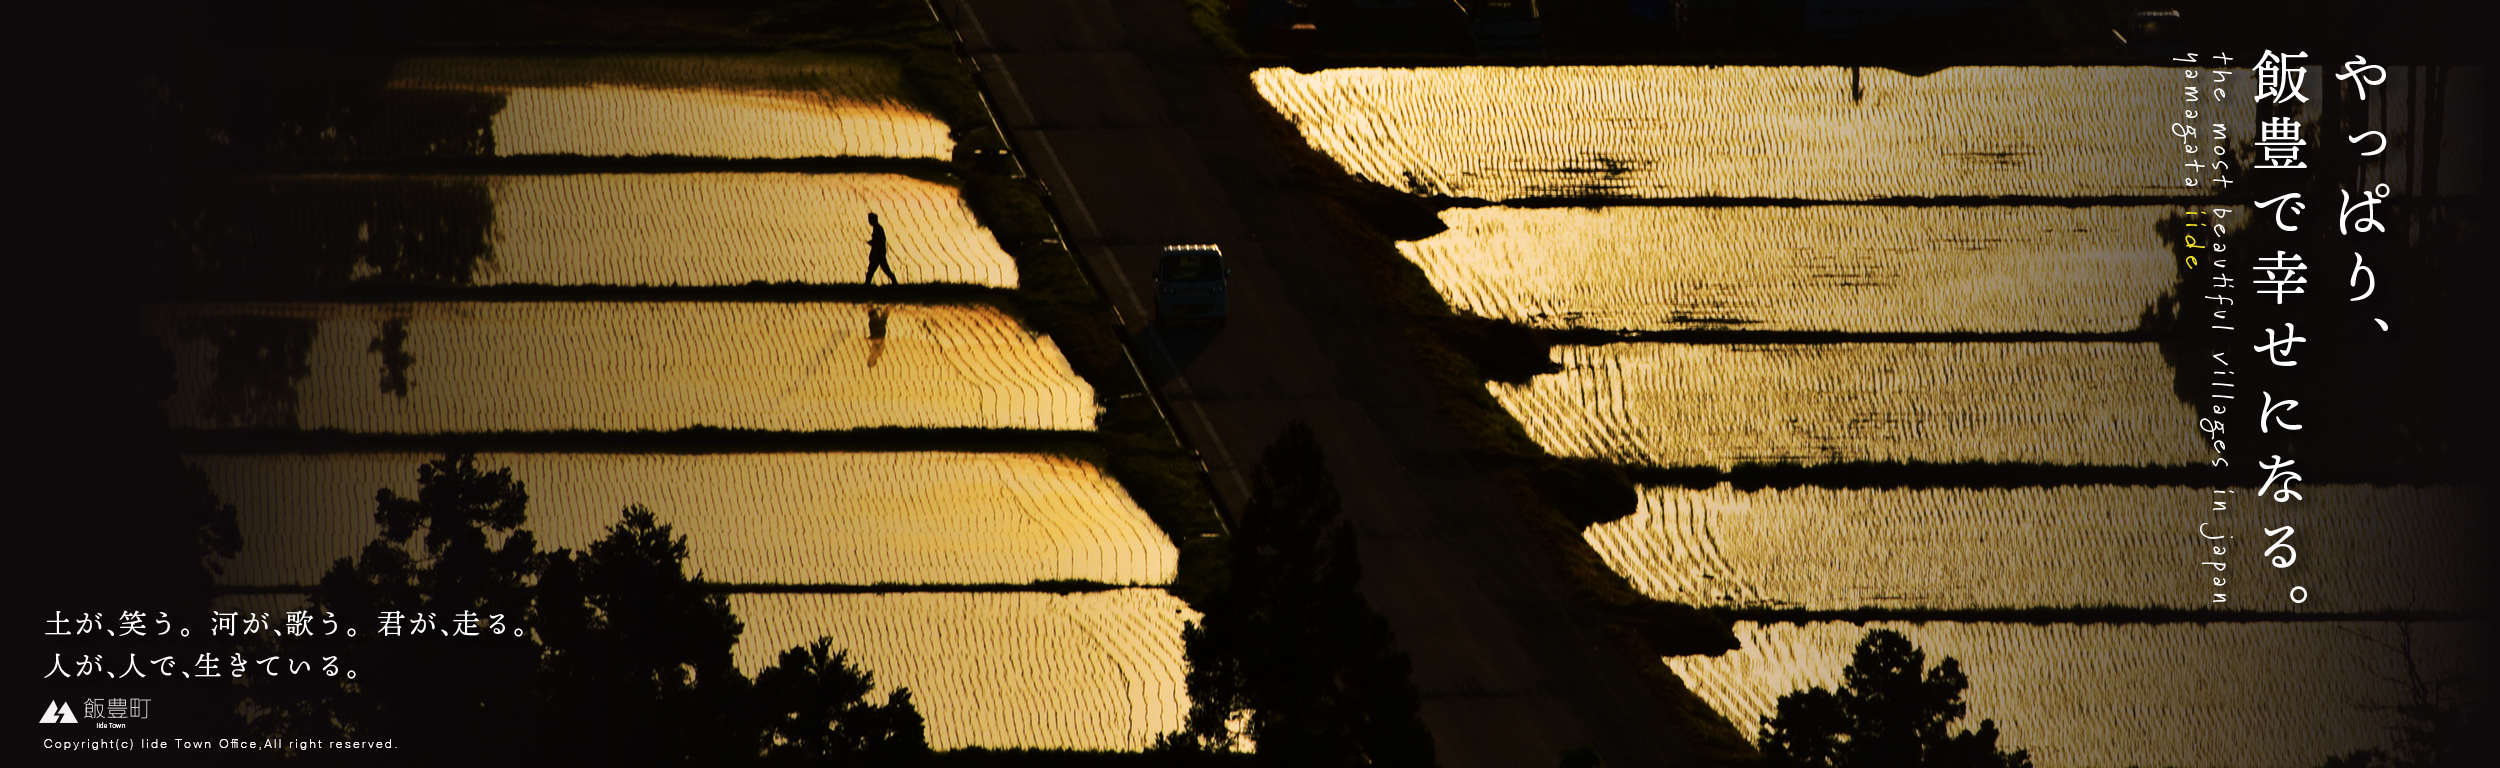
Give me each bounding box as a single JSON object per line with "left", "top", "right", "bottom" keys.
{"left": 390, "top": 54, "right": 950, "bottom": 159}
{"left": 1253, "top": 66, "right": 2257, "bottom": 201}
{"left": 484, "top": 173, "right": 1012, "bottom": 286}
{"left": 195, "top": 174, "right": 1015, "bottom": 288}
{"left": 153, "top": 302, "right": 1096, "bottom": 433}
{"left": 1403, "top": 206, "right": 2194, "bottom": 332}
{"left": 729, "top": 591, "right": 1195, "bottom": 751}
{"left": 192, "top": 453, "right": 1176, "bottom": 587}
{"left": 1490, "top": 343, "right": 2205, "bottom": 468}
{"left": 1672, "top": 621, "right": 2493, "bottom": 768}
{"left": 1588, "top": 484, "right": 2488, "bottom": 612}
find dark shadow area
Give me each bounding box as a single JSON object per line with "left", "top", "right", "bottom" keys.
{"left": 1620, "top": 461, "right": 2228, "bottom": 497}
{"left": 1156, "top": 421, "right": 1440, "bottom": 765}
{"left": 174, "top": 316, "right": 321, "bottom": 429}
{"left": 237, "top": 454, "right": 930, "bottom": 765}
{"left": 1227, "top": 0, "right": 2483, "bottom": 65}
{"left": 370, "top": 316, "right": 418, "bottom": 397}
{"left": 1135, "top": 322, "right": 1225, "bottom": 380}
{"left": 151, "top": 53, "right": 504, "bottom": 168}
{"left": 2156, "top": 196, "right": 2494, "bottom": 485}
{"left": 1755, "top": 629, "right": 2032, "bottom": 768}
{"left": 1437, "top": 313, "right": 1559, "bottom": 384}
{"left": 166, "top": 175, "right": 496, "bottom": 291}
{"left": 1728, "top": 605, "right": 2482, "bottom": 625}
{"left": 172, "top": 425, "right": 1106, "bottom": 454}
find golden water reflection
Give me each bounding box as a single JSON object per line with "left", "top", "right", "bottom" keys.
{"left": 730, "top": 591, "right": 1194, "bottom": 751}
{"left": 1254, "top": 66, "right": 2256, "bottom": 201}
{"left": 1403, "top": 206, "right": 2196, "bottom": 332}
{"left": 1672, "top": 621, "right": 2492, "bottom": 768}
{"left": 207, "top": 173, "right": 1016, "bottom": 287}
{"left": 153, "top": 302, "right": 1096, "bottom": 432}
{"left": 1490, "top": 343, "right": 2204, "bottom": 468}
{"left": 390, "top": 54, "right": 950, "bottom": 159}
{"left": 1589, "top": 484, "right": 2488, "bottom": 612}
{"left": 481, "top": 173, "right": 1013, "bottom": 286}
{"left": 192, "top": 453, "right": 1175, "bottom": 587}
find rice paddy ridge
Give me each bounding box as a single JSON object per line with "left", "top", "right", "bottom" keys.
{"left": 481, "top": 173, "right": 1014, "bottom": 287}
{"left": 389, "top": 53, "right": 953, "bottom": 160}
{"left": 165, "top": 284, "right": 1024, "bottom": 305}
{"left": 170, "top": 426, "right": 1099, "bottom": 454}
{"left": 202, "top": 156, "right": 963, "bottom": 177}
{"left": 1253, "top": 66, "right": 2270, "bottom": 203}
{"left": 1601, "top": 460, "right": 2456, "bottom": 493}
{"left": 1585, "top": 484, "right": 2490, "bottom": 614}
{"left": 151, "top": 301, "right": 1099, "bottom": 434}
{"left": 1670, "top": 621, "right": 2496, "bottom": 768}
{"left": 176, "top": 172, "right": 1018, "bottom": 291}
{"left": 192, "top": 452, "right": 1179, "bottom": 589}
{"left": 1490, "top": 342, "right": 2208, "bottom": 469}
{"left": 1401, "top": 205, "right": 2194, "bottom": 334}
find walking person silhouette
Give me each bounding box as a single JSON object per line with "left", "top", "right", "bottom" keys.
{"left": 863, "top": 212, "right": 897, "bottom": 285}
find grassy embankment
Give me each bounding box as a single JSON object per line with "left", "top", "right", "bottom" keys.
{"left": 1246, "top": 100, "right": 1759, "bottom": 762}
{"left": 1162, "top": 8, "right": 1757, "bottom": 759}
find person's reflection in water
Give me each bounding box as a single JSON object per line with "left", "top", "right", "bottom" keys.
{"left": 864, "top": 304, "right": 889, "bottom": 369}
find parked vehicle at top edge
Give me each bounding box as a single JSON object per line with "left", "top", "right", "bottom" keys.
{"left": 1154, "top": 245, "right": 1230, "bottom": 328}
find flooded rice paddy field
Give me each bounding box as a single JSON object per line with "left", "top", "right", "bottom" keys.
{"left": 1253, "top": 67, "right": 2257, "bottom": 201}
{"left": 1673, "top": 620, "right": 2494, "bottom": 768}
{"left": 1490, "top": 342, "right": 2205, "bottom": 468}
{"left": 192, "top": 452, "right": 1175, "bottom": 587}
{"left": 382, "top": 54, "right": 951, "bottom": 159}
{"left": 183, "top": 174, "right": 1014, "bottom": 288}
{"left": 151, "top": 302, "right": 1096, "bottom": 433}
{"left": 729, "top": 591, "right": 1193, "bottom": 751}
{"left": 1402, "top": 206, "right": 2193, "bottom": 333}
{"left": 1587, "top": 484, "right": 2488, "bottom": 612}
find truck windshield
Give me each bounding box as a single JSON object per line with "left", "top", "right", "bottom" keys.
{"left": 1161, "top": 251, "right": 1225, "bottom": 281}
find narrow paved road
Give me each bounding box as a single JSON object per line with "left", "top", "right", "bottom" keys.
{"left": 943, "top": 2, "right": 1711, "bottom": 765}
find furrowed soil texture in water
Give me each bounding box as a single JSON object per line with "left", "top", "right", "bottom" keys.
{"left": 1252, "top": 66, "right": 2262, "bottom": 201}
{"left": 178, "top": 174, "right": 1015, "bottom": 288}
{"left": 1401, "top": 206, "right": 2196, "bottom": 333}
{"left": 151, "top": 302, "right": 1096, "bottom": 433}
{"left": 1585, "top": 484, "right": 2489, "bottom": 612}
{"left": 729, "top": 591, "right": 1194, "bottom": 751}
{"left": 381, "top": 53, "right": 951, "bottom": 159}
{"left": 190, "top": 452, "right": 1176, "bottom": 587}
{"left": 1489, "top": 342, "right": 2205, "bottom": 468}
{"left": 1672, "top": 620, "right": 2494, "bottom": 768}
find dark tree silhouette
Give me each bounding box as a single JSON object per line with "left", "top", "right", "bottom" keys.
{"left": 243, "top": 453, "right": 925, "bottom": 766}
{"left": 2315, "top": 624, "right": 2486, "bottom": 768}
{"left": 1161, "top": 421, "right": 1437, "bottom": 767}
{"left": 1757, "top": 629, "right": 2031, "bottom": 768}
{"left": 756, "top": 638, "right": 929, "bottom": 765}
